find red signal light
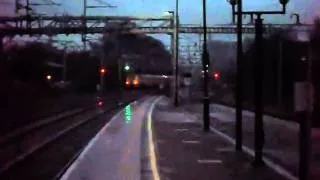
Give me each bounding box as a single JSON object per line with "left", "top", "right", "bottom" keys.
{"left": 213, "top": 72, "right": 221, "bottom": 81}
{"left": 100, "top": 68, "right": 107, "bottom": 75}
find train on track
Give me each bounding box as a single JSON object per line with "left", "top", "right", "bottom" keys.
{"left": 124, "top": 73, "right": 172, "bottom": 90}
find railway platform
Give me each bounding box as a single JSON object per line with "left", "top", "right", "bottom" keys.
{"left": 150, "top": 97, "right": 287, "bottom": 180}
{"left": 58, "top": 95, "right": 298, "bottom": 180}
{"left": 59, "top": 96, "right": 156, "bottom": 180}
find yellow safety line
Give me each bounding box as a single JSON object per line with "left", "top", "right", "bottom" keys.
{"left": 147, "top": 96, "right": 163, "bottom": 180}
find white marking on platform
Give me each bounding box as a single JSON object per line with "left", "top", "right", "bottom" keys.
{"left": 182, "top": 140, "right": 200, "bottom": 144}
{"left": 210, "top": 126, "right": 298, "bottom": 180}
{"left": 197, "top": 159, "right": 223, "bottom": 164}
{"left": 210, "top": 113, "right": 233, "bottom": 122}
{"left": 215, "top": 147, "right": 234, "bottom": 152}
{"left": 174, "top": 128, "right": 189, "bottom": 132}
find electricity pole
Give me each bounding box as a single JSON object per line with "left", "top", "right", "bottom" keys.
{"left": 278, "top": 39, "right": 283, "bottom": 105}
{"left": 202, "top": 0, "right": 210, "bottom": 132}
{"left": 235, "top": 0, "right": 243, "bottom": 152}
{"left": 83, "top": 0, "right": 87, "bottom": 50}
{"left": 254, "top": 14, "right": 265, "bottom": 166}
{"left": 169, "top": 13, "right": 175, "bottom": 100}
{"left": 227, "top": 0, "right": 244, "bottom": 152}
{"left": 174, "top": 0, "right": 180, "bottom": 107}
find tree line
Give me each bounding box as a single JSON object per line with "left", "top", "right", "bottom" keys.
{"left": 0, "top": 30, "right": 172, "bottom": 102}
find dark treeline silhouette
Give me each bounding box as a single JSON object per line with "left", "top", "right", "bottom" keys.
{"left": 96, "top": 33, "right": 172, "bottom": 73}
{"left": 0, "top": 24, "right": 172, "bottom": 131}
{"left": 0, "top": 42, "right": 71, "bottom": 130}
{"left": 1, "top": 22, "right": 172, "bottom": 94}
{"left": 4, "top": 42, "right": 62, "bottom": 97}
{"left": 65, "top": 51, "right": 100, "bottom": 92}
{"left": 241, "top": 30, "right": 308, "bottom": 115}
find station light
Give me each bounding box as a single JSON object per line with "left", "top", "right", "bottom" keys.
{"left": 46, "top": 75, "right": 52, "bottom": 80}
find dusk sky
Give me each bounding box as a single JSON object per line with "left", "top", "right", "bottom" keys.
{"left": 0, "top": 0, "right": 317, "bottom": 23}
{"left": 0, "top": 0, "right": 318, "bottom": 48}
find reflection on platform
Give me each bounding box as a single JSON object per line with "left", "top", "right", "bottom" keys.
{"left": 125, "top": 104, "right": 133, "bottom": 124}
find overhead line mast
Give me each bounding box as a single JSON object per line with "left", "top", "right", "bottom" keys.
{"left": 82, "top": 0, "right": 117, "bottom": 50}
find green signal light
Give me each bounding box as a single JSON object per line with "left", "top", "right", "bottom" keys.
{"left": 124, "top": 105, "right": 133, "bottom": 124}
{"left": 124, "top": 65, "right": 130, "bottom": 71}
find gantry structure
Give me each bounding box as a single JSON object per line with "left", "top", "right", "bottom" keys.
{"left": 0, "top": 15, "right": 311, "bottom": 36}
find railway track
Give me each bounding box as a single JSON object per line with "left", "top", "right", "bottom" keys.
{"left": 0, "top": 92, "right": 145, "bottom": 179}
{"left": 0, "top": 106, "right": 92, "bottom": 146}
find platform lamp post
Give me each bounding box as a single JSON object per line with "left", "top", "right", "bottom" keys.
{"left": 164, "top": 11, "right": 176, "bottom": 104}
{"left": 164, "top": 4, "right": 179, "bottom": 107}
{"left": 295, "top": 29, "right": 312, "bottom": 180}
{"left": 174, "top": 0, "right": 180, "bottom": 107}
{"left": 227, "top": 0, "right": 243, "bottom": 152}
{"left": 201, "top": 0, "right": 210, "bottom": 132}
{"left": 229, "top": 0, "right": 290, "bottom": 166}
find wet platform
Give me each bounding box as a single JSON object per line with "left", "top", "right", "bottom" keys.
{"left": 152, "top": 97, "right": 288, "bottom": 180}
{"left": 60, "top": 96, "right": 157, "bottom": 180}
{"left": 59, "top": 95, "right": 305, "bottom": 180}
